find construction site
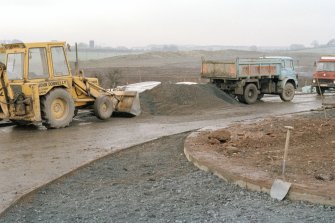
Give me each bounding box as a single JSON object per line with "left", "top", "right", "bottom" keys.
{"left": 0, "top": 40, "right": 334, "bottom": 223}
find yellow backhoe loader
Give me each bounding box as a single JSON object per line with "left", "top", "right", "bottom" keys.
{"left": 0, "top": 42, "right": 140, "bottom": 129}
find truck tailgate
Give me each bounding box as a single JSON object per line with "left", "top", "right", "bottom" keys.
{"left": 201, "top": 61, "right": 237, "bottom": 78}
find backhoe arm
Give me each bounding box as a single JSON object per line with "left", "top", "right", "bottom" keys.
{"left": 0, "top": 62, "right": 10, "bottom": 118}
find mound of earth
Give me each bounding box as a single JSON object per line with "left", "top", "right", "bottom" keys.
{"left": 140, "top": 83, "right": 238, "bottom": 116}
{"left": 195, "top": 110, "right": 335, "bottom": 187}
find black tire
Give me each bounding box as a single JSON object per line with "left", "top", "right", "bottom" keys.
{"left": 237, "top": 95, "right": 245, "bottom": 103}
{"left": 10, "top": 119, "right": 32, "bottom": 126}
{"left": 73, "top": 108, "right": 79, "bottom": 118}
{"left": 243, "top": 83, "right": 258, "bottom": 104}
{"left": 257, "top": 93, "right": 264, "bottom": 100}
{"left": 94, "top": 96, "right": 114, "bottom": 120}
{"left": 280, "top": 82, "right": 295, "bottom": 102}
{"left": 41, "top": 88, "right": 75, "bottom": 129}
{"left": 316, "top": 87, "right": 325, "bottom": 95}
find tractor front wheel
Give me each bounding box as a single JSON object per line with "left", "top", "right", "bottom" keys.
{"left": 94, "top": 96, "right": 114, "bottom": 120}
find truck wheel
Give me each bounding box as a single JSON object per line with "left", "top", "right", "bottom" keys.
{"left": 257, "top": 93, "right": 264, "bottom": 100}
{"left": 237, "top": 95, "right": 245, "bottom": 103}
{"left": 316, "top": 87, "right": 325, "bottom": 95}
{"left": 94, "top": 96, "right": 114, "bottom": 120}
{"left": 243, "top": 83, "right": 258, "bottom": 104}
{"left": 41, "top": 88, "right": 75, "bottom": 129}
{"left": 280, "top": 82, "right": 295, "bottom": 102}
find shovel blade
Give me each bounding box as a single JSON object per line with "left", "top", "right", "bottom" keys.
{"left": 270, "top": 179, "right": 292, "bottom": 200}
{"left": 113, "top": 90, "right": 141, "bottom": 116}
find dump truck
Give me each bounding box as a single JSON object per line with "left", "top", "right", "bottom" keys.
{"left": 201, "top": 56, "right": 298, "bottom": 104}
{"left": 0, "top": 42, "right": 140, "bottom": 128}
{"left": 312, "top": 56, "right": 335, "bottom": 95}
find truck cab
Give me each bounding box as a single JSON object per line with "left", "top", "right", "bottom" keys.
{"left": 312, "top": 56, "right": 335, "bottom": 95}
{"left": 260, "top": 56, "right": 298, "bottom": 86}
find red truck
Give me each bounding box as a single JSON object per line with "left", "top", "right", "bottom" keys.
{"left": 312, "top": 56, "right": 335, "bottom": 95}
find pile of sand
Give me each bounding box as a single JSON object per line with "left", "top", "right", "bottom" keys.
{"left": 140, "top": 83, "right": 238, "bottom": 116}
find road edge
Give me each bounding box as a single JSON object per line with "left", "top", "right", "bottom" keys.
{"left": 0, "top": 132, "right": 190, "bottom": 218}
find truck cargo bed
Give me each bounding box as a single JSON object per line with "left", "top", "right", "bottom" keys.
{"left": 201, "top": 58, "right": 282, "bottom": 79}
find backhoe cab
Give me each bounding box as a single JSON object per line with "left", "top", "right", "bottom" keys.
{"left": 0, "top": 42, "right": 140, "bottom": 128}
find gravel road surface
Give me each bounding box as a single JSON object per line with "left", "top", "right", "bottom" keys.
{"left": 1, "top": 133, "right": 333, "bottom": 223}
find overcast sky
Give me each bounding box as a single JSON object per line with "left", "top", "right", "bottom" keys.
{"left": 2, "top": 0, "right": 335, "bottom": 47}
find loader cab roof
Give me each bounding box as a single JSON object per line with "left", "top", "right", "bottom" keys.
{"left": 0, "top": 42, "right": 66, "bottom": 51}
{"left": 0, "top": 42, "right": 26, "bottom": 50}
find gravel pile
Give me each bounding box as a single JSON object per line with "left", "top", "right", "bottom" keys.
{"left": 140, "top": 83, "right": 238, "bottom": 115}
{"left": 1, "top": 133, "right": 333, "bottom": 223}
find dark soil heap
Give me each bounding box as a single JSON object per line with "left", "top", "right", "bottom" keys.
{"left": 140, "top": 83, "right": 238, "bottom": 115}
{"left": 196, "top": 110, "right": 335, "bottom": 185}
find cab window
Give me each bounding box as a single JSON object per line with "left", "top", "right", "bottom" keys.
{"left": 0, "top": 52, "right": 5, "bottom": 64}
{"left": 7, "top": 53, "right": 24, "bottom": 80}
{"left": 284, "top": 60, "right": 293, "bottom": 69}
{"left": 28, "top": 48, "right": 49, "bottom": 79}
{"left": 51, "top": 46, "right": 69, "bottom": 76}
{"left": 282, "top": 60, "right": 294, "bottom": 70}
{"left": 317, "top": 62, "right": 335, "bottom": 71}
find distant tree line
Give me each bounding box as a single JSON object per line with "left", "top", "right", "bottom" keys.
{"left": 289, "top": 38, "right": 335, "bottom": 50}
{"left": 309, "top": 38, "right": 335, "bottom": 48}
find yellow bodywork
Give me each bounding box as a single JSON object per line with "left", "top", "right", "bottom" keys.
{"left": 0, "top": 42, "right": 140, "bottom": 126}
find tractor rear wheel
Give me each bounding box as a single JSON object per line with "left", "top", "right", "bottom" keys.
{"left": 10, "top": 120, "right": 33, "bottom": 126}
{"left": 41, "top": 88, "right": 75, "bottom": 129}
{"left": 94, "top": 96, "right": 114, "bottom": 120}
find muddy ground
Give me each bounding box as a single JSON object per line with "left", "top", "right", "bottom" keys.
{"left": 1, "top": 133, "right": 334, "bottom": 223}
{"left": 194, "top": 109, "right": 335, "bottom": 193}
{"left": 0, "top": 50, "right": 334, "bottom": 222}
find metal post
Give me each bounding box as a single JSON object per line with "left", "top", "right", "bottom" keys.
{"left": 282, "top": 126, "right": 294, "bottom": 179}
{"left": 316, "top": 78, "right": 327, "bottom": 119}
{"left": 75, "top": 43, "right": 79, "bottom": 76}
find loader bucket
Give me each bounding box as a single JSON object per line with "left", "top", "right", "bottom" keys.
{"left": 112, "top": 90, "right": 141, "bottom": 116}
